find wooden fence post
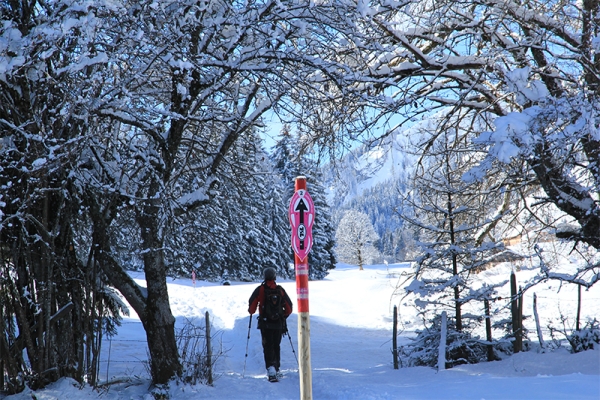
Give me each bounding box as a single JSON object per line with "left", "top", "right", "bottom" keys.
{"left": 533, "top": 293, "right": 545, "bottom": 349}
{"left": 576, "top": 284, "right": 582, "bottom": 331}
{"left": 205, "top": 311, "right": 213, "bottom": 386}
{"left": 517, "top": 286, "right": 523, "bottom": 352}
{"left": 393, "top": 305, "right": 398, "bottom": 369}
{"left": 438, "top": 311, "right": 447, "bottom": 371}
{"left": 0, "top": 345, "right": 4, "bottom": 391}
{"left": 484, "top": 299, "right": 494, "bottom": 361}
{"left": 510, "top": 271, "right": 523, "bottom": 353}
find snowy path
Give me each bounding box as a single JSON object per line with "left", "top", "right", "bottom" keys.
{"left": 7, "top": 263, "right": 599, "bottom": 400}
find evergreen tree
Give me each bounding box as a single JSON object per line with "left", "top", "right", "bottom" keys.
{"left": 271, "top": 125, "right": 299, "bottom": 188}
{"left": 227, "top": 134, "right": 291, "bottom": 281}
{"left": 167, "top": 129, "right": 291, "bottom": 282}
{"left": 402, "top": 124, "right": 511, "bottom": 333}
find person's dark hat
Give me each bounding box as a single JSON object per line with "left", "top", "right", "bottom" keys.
{"left": 264, "top": 267, "right": 276, "bottom": 281}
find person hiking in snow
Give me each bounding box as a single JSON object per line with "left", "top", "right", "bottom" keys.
{"left": 248, "top": 267, "right": 293, "bottom": 382}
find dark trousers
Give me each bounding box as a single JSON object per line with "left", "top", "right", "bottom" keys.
{"left": 260, "top": 328, "right": 283, "bottom": 370}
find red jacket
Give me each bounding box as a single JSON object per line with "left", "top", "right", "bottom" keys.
{"left": 248, "top": 280, "right": 293, "bottom": 319}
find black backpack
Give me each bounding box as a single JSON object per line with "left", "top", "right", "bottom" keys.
{"left": 260, "top": 284, "right": 285, "bottom": 328}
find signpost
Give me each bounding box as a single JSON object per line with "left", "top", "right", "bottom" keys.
{"left": 289, "top": 183, "right": 315, "bottom": 262}
{"left": 289, "top": 176, "right": 314, "bottom": 400}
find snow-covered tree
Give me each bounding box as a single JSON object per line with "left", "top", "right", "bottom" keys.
{"left": 0, "top": 1, "right": 126, "bottom": 390}
{"left": 321, "top": 132, "right": 416, "bottom": 263}
{"left": 218, "top": 131, "right": 292, "bottom": 281}
{"left": 0, "top": 0, "right": 371, "bottom": 387}
{"left": 335, "top": 0, "right": 600, "bottom": 285}
{"left": 396, "top": 120, "right": 516, "bottom": 367}
{"left": 271, "top": 126, "right": 298, "bottom": 189}
{"left": 336, "top": 210, "right": 380, "bottom": 270}
{"left": 340, "top": 178, "right": 408, "bottom": 261}
{"left": 165, "top": 129, "right": 292, "bottom": 282}
{"left": 401, "top": 124, "right": 510, "bottom": 332}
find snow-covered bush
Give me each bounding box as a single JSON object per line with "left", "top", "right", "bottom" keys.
{"left": 492, "top": 314, "right": 531, "bottom": 353}
{"left": 548, "top": 314, "right": 599, "bottom": 354}
{"left": 399, "top": 314, "right": 511, "bottom": 368}
{"left": 567, "top": 320, "right": 600, "bottom": 353}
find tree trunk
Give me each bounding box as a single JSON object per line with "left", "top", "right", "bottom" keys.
{"left": 358, "top": 248, "right": 364, "bottom": 270}
{"left": 136, "top": 199, "right": 182, "bottom": 383}
{"left": 89, "top": 193, "right": 181, "bottom": 385}
{"left": 447, "top": 193, "right": 462, "bottom": 332}
{"left": 143, "top": 304, "right": 180, "bottom": 383}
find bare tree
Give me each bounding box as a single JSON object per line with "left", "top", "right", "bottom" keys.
{"left": 338, "top": 0, "right": 599, "bottom": 250}
{"left": 0, "top": 0, "right": 375, "bottom": 387}
{"left": 79, "top": 0, "right": 377, "bottom": 383}
{"left": 321, "top": 0, "right": 600, "bottom": 287}
{"left": 0, "top": 1, "right": 126, "bottom": 390}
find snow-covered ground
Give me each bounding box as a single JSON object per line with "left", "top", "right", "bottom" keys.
{"left": 5, "top": 262, "right": 600, "bottom": 399}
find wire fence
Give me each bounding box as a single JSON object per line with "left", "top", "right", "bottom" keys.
{"left": 98, "top": 315, "right": 217, "bottom": 384}
{"left": 98, "top": 320, "right": 150, "bottom": 382}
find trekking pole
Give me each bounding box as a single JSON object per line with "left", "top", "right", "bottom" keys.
{"left": 243, "top": 315, "right": 252, "bottom": 378}
{"left": 286, "top": 328, "right": 298, "bottom": 366}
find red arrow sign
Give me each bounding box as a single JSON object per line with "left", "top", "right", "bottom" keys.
{"left": 289, "top": 188, "right": 314, "bottom": 261}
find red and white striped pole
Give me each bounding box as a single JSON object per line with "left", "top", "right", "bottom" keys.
{"left": 289, "top": 176, "right": 313, "bottom": 400}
